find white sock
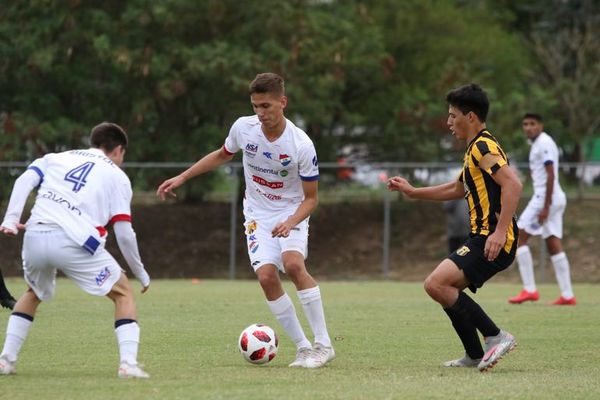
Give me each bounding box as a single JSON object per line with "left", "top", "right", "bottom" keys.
{"left": 551, "top": 252, "right": 574, "bottom": 299}
{"left": 115, "top": 320, "right": 140, "bottom": 365}
{"left": 516, "top": 245, "right": 537, "bottom": 292}
{"left": 267, "top": 293, "right": 311, "bottom": 350}
{"left": 297, "top": 286, "right": 331, "bottom": 348}
{"left": 1, "top": 313, "right": 33, "bottom": 363}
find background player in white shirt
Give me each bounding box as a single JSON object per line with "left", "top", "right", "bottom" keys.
{"left": 508, "top": 113, "right": 576, "bottom": 305}
{"left": 157, "top": 73, "right": 334, "bottom": 368}
{"left": 0, "top": 123, "right": 151, "bottom": 377}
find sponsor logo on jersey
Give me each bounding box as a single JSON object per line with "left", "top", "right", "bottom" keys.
{"left": 245, "top": 143, "right": 259, "bottom": 158}
{"left": 41, "top": 190, "right": 82, "bottom": 215}
{"left": 246, "top": 221, "right": 257, "bottom": 235}
{"left": 279, "top": 170, "right": 288, "bottom": 177}
{"left": 312, "top": 156, "right": 318, "bottom": 166}
{"left": 456, "top": 246, "right": 470, "bottom": 256}
{"left": 248, "top": 234, "right": 257, "bottom": 241}
{"left": 252, "top": 260, "right": 261, "bottom": 267}
{"left": 279, "top": 154, "right": 291, "bottom": 166}
{"left": 247, "top": 163, "right": 279, "bottom": 176}
{"left": 255, "top": 188, "right": 282, "bottom": 201}
{"left": 252, "top": 175, "right": 284, "bottom": 189}
{"left": 95, "top": 266, "right": 112, "bottom": 286}
{"left": 263, "top": 151, "right": 273, "bottom": 159}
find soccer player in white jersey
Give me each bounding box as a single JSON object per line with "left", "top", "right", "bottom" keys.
{"left": 0, "top": 123, "right": 151, "bottom": 377}
{"left": 508, "top": 113, "right": 576, "bottom": 305}
{"left": 157, "top": 73, "right": 334, "bottom": 368}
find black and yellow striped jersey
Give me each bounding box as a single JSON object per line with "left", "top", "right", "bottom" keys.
{"left": 458, "top": 129, "right": 518, "bottom": 254}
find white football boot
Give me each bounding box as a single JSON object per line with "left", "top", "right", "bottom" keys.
{"left": 118, "top": 362, "right": 150, "bottom": 379}
{"left": 305, "top": 343, "right": 335, "bottom": 369}
{"left": 0, "top": 355, "right": 16, "bottom": 375}
{"left": 478, "top": 330, "right": 517, "bottom": 372}
{"left": 443, "top": 354, "right": 482, "bottom": 368}
{"left": 288, "top": 347, "right": 312, "bottom": 367}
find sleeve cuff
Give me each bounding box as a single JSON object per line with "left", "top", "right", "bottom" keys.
{"left": 300, "top": 175, "right": 319, "bottom": 182}
{"left": 222, "top": 145, "right": 234, "bottom": 156}
{"left": 109, "top": 214, "right": 132, "bottom": 225}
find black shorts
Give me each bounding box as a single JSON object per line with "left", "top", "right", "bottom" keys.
{"left": 448, "top": 234, "right": 516, "bottom": 293}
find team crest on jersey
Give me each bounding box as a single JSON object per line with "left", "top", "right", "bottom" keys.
{"left": 249, "top": 241, "right": 259, "bottom": 253}
{"left": 279, "top": 154, "right": 291, "bottom": 166}
{"left": 245, "top": 143, "right": 259, "bottom": 158}
{"left": 246, "top": 220, "right": 257, "bottom": 235}
{"left": 456, "top": 246, "right": 470, "bottom": 256}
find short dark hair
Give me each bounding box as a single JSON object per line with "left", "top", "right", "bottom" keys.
{"left": 523, "top": 113, "right": 543, "bottom": 123}
{"left": 89, "top": 122, "right": 128, "bottom": 151}
{"left": 249, "top": 73, "right": 285, "bottom": 96}
{"left": 446, "top": 84, "right": 489, "bottom": 122}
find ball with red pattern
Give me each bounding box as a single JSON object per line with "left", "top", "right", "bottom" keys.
{"left": 238, "top": 324, "right": 279, "bottom": 365}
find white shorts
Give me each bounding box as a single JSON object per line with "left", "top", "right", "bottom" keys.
{"left": 22, "top": 226, "right": 122, "bottom": 301}
{"left": 517, "top": 194, "right": 566, "bottom": 239}
{"left": 243, "top": 214, "right": 309, "bottom": 273}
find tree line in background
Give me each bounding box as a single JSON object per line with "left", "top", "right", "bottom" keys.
{"left": 0, "top": 0, "right": 598, "bottom": 168}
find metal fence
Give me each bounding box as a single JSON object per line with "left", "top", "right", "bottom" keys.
{"left": 0, "top": 161, "right": 599, "bottom": 281}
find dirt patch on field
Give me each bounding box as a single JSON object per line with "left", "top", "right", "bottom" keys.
{"left": 0, "top": 200, "right": 598, "bottom": 283}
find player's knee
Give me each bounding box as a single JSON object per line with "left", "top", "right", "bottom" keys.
{"left": 283, "top": 261, "right": 305, "bottom": 280}
{"left": 256, "top": 269, "right": 279, "bottom": 290}
{"left": 423, "top": 276, "right": 441, "bottom": 299}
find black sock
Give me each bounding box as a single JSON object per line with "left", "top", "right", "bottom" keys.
{"left": 443, "top": 307, "right": 484, "bottom": 359}
{"left": 450, "top": 291, "right": 500, "bottom": 338}
{"left": 0, "top": 269, "right": 13, "bottom": 299}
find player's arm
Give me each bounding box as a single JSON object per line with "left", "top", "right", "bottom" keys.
{"left": 387, "top": 177, "right": 464, "bottom": 201}
{"left": 0, "top": 169, "right": 41, "bottom": 236}
{"left": 272, "top": 180, "right": 318, "bottom": 238}
{"left": 113, "top": 220, "right": 150, "bottom": 293}
{"left": 156, "top": 148, "right": 234, "bottom": 200}
{"left": 539, "top": 162, "right": 554, "bottom": 223}
{"left": 479, "top": 154, "right": 523, "bottom": 260}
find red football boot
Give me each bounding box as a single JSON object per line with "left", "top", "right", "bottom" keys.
{"left": 508, "top": 289, "right": 539, "bottom": 304}
{"left": 550, "top": 296, "right": 576, "bottom": 305}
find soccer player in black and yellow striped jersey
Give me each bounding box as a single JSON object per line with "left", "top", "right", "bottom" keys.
{"left": 388, "top": 84, "right": 522, "bottom": 372}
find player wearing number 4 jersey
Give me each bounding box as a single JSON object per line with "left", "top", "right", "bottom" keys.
{"left": 0, "top": 123, "right": 150, "bottom": 378}
{"left": 157, "top": 73, "right": 334, "bottom": 368}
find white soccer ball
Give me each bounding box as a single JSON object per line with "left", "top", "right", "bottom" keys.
{"left": 238, "top": 324, "right": 279, "bottom": 365}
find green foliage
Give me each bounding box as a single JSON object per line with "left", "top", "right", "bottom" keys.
{"left": 1, "top": 0, "right": 585, "bottom": 169}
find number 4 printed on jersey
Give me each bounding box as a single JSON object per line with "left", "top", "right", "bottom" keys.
{"left": 64, "top": 162, "right": 95, "bottom": 192}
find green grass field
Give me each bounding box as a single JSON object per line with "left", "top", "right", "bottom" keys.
{"left": 1, "top": 279, "right": 599, "bottom": 400}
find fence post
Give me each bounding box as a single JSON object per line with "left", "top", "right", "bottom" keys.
{"left": 228, "top": 166, "right": 239, "bottom": 280}
{"left": 382, "top": 185, "right": 391, "bottom": 279}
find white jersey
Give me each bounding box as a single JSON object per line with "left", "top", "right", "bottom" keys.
{"left": 223, "top": 116, "right": 319, "bottom": 218}
{"left": 528, "top": 132, "right": 565, "bottom": 201}
{"left": 26, "top": 148, "right": 133, "bottom": 253}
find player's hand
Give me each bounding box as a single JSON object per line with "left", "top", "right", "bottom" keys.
{"left": 0, "top": 223, "right": 25, "bottom": 237}
{"left": 272, "top": 220, "right": 294, "bottom": 238}
{"left": 484, "top": 231, "right": 506, "bottom": 261}
{"left": 387, "top": 176, "right": 415, "bottom": 196}
{"left": 156, "top": 175, "right": 186, "bottom": 200}
{"left": 538, "top": 207, "right": 549, "bottom": 224}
